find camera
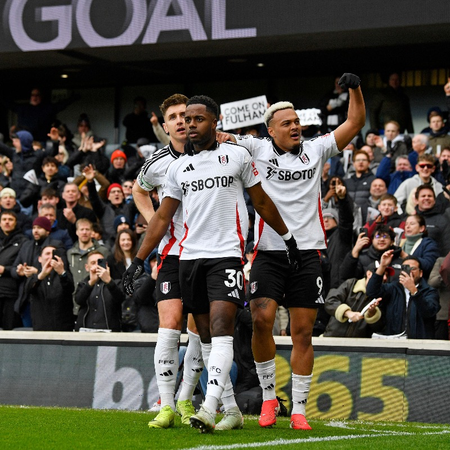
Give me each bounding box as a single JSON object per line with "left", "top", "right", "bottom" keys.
{"left": 401, "top": 264, "right": 411, "bottom": 275}
{"left": 52, "top": 249, "right": 58, "bottom": 260}
{"left": 97, "top": 258, "right": 106, "bottom": 269}
{"left": 359, "top": 227, "right": 368, "bottom": 237}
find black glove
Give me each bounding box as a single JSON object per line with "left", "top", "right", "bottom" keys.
{"left": 338, "top": 73, "right": 361, "bottom": 90}
{"left": 122, "top": 257, "right": 144, "bottom": 296}
{"left": 285, "top": 236, "right": 302, "bottom": 272}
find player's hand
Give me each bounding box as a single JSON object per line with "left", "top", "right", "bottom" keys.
{"left": 285, "top": 236, "right": 302, "bottom": 271}
{"left": 338, "top": 73, "right": 361, "bottom": 90}
{"left": 122, "top": 257, "right": 144, "bottom": 295}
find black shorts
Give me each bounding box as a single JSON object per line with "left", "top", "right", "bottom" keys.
{"left": 155, "top": 255, "right": 182, "bottom": 302}
{"left": 179, "top": 258, "right": 245, "bottom": 314}
{"left": 249, "top": 250, "right": 324, "bottom": 309}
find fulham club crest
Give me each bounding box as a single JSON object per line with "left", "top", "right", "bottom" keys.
{"left": 299, "top": 152, "right": 310, "bottom": 165}
{"left": 160, "top": 281, "right": 171, "bottom": 295}
{"left": 250, "top": 281, "right": 258, "bottom": 294}
{"left": 218, "top": 155, "right": 229, "bottom": 165}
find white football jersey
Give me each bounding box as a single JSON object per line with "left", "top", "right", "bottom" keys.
{"left": 136, "top": 144, "right": 185, "bottom": 257}
{"left": 234, "top": 133, "right": 340, "bottom": 251}
{"left": 163, "top": 141, "right": 259, "bottom": 259}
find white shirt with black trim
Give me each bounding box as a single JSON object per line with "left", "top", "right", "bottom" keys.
{"left": 234, "top": 133, "right": 340, "bottom": 251}
{"left": 163, "top": 141, "right": 258, "bottom": 260}
{"left": 136, "top": 144, "right": 185, "bottom": 257}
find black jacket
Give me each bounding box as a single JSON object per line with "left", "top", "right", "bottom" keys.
{"left": 0, "top": 228, "right": 28, "bottom": 298}
{"left": 25, "top": 270, "right": 75, "bottom": 331}
{"left": 75, "top": 278, "right": 125, "bottom": 332}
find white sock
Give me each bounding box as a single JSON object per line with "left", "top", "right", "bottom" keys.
{"left": 203, "top": 336, "right": 234, "bottom": 414}
{"left": 178, "top": 329, "right": 204, "bottom": 401}
{"left": 200, "top": 341, "right": 236, "bottom": 411}
{"left": 154, "top": 328, "right": 181, "bottom": 410}
{"left": 255, "top": 359, "right": 276, "bottom": 401}
{"left": 291, "top": 373, "right": 313, "bottom": 416}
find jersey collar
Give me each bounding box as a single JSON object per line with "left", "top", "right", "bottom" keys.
{"left": 271, "top": 139, "right": 303, "bottom": 156}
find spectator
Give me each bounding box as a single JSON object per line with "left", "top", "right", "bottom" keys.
{"left": 66, "top": 134, "right": 109, "bottom": 176}
{"left": 72, "top": 113, "right": 94, "bottom": 148}
{"left": 0, "top": 211, "right": 27, "bottom": 329}
{"left": 57, "top": 182, "right": 98, "bottom": 242}
{"left": 67, "top": 218, "right": 110, "bottom": 315}
{"left": 372, "top": 120, "right": 409, "bottom": 171}
{"left": 150, "top": 112, "right": 171, "bottom": 146}
{"left": 11, "top": 216, "right": 65, "bottom": 326}
{"left": 366, "top": 253, "right": 440, "bottom": 339}
{"left": 363, "top": 178, "right": 388, "bottom": 222}
{"left": 75, "top": 250, "right": 125, "bottom": 332}
{"left": 394, "top": 154, "right": 443, "bottom": 210}
{"left": 106, "top": 149, "right": 128, "bottom": 185}
{"left": 414, "top": 185, "right": 450, "bottom": 257}
{"left": 323, "top": 270, "right": 383, "bottom": 338}
{"left": 408, "top": 134, "right": 429, "bottom": 170}
{"left": 363, "top": 193, "right": 405, "bottom": 239}
{"left": 318, "top": 76, "right": 349, "bottom": 133}
{"left": 427, "top": 112, "right": 450, "bottom": 156}
{"left": 24, "top": 245, "right": 74, "bottom": 331}
{"left": 0, "top": 130, "right": 41, "bottom": 194}
{"left": 370, "top": 72, "right": 414, "bottom": 134}
{"left": 106, "top": 229, "right": 137, "bottom": 280}
{"left": 399, "top": 214, "right": 439, "bottom": 280}
{"left": 2, "top": 87, "right": 79, "bottom": 144}
{"left": 434, "top": 147, "right": 450, "bottom": 186}
{"left": 321, "top": 182, "right": 354, "bottom": 291}
{"left": 340, "top": 224, "right": 403, "bottom": 283}
{"left": 344, "top": 150, "right": 376, "bottom": 219}
{"left": 26, "top": 203, "right": 73, "bottom": 251}
{"left": 428, "top": 256, "right": 450, "bottom": 340}
{"left": 360, "top": 144, "right": 379, "bottom": 175}
{"left": 376, "top": 154, "right": 413, "bottom": 194}
{"left": 73, "top": 162, "right": 110, "bottom": 209}
{"left": 0, "top": 188, "right": 32, "bottom": 232}
{"left": 84, "top": 164, "right": 134, "bottom": 241}
{"left": 0, "top": 156, "right": 14, "bottom": 188}
{"left": 122, "top": 96, "right": 158, "bottom": 144}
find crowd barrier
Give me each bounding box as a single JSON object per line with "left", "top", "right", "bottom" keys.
{"left": 0, "top": 332, "right": 448, "bottom": 424}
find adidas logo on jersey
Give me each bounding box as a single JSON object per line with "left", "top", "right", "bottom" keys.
{"left": 183, "top": 163, "right": 195, "bottom": 172}
{"left": 315, "top": 295, "right": 324, "bottom": 304}
{"left": 269, "top": 158, "right": 279, "bottom": 166}
{"left": 228, "top": 289, "right": 240, "bottom": 299}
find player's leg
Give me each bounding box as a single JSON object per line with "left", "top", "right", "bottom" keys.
{"left": 286, "top": 250, "right": 323, "bottom": 431}
{"left": 149, "top": 256, "right": 184, "bottom": 429}
{"left": 249, "top": 251, "right": 286, "bottom": 428}
{"left": 288, "top": 307, "right": 316, "bottom": 430}
{"left": 176, "top": 314, "right": 203, "bottom": 424}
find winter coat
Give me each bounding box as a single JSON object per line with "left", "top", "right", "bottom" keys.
{"left": 323, "top": 278, "right": 382, "bottom": 337}
{"left": 366, "top": 273, "right": 440, "bottom": 339}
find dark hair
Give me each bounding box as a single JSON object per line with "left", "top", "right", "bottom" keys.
{"left": 91, "top": 222, "right": 104, "bottom": 237}
{"left": 186, "top": 95, "right": 219, "bottom": 119}
{"left": 0, "top": 210, "right": 17, "bottom": 220}
{"left": 159, "top": 93, "right": 188, "bottom": 117}
{"left": 415, "top": 184, "right": 435, "bottom": 200}
{"left": 373, "top": 224, "right": 395, "bottom": 241}
{"left": 379, "top": 193, "right": 397, "bottom": 205}
{"left": 40, "top": 187, "right": 58, "bottom": 199}
{"left": 402, "top": 255, "right": 422, "bottom": 270}
{"left": 77, "top": 113, "right": 91, "bottom": 128}
{"left": 113, "top": 229, "right": 137, "bottom": 265}
{"left": 134, "top": 96, "right": 146, "bottom": 107}
{"left": 42, "top": 156, "right": 59, "bottom": 167}
{"left": 406, "top": 214, "right": 428, "bottom": 237}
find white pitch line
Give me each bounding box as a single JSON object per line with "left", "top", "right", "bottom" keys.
{"left": 179, "top": 430, "right": 450, "bottom": 450}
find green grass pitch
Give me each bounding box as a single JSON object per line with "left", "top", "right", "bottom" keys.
{"left": 1, "top": 406, "right": 449, "bottom": 450}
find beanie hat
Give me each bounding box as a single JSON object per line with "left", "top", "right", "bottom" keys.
{"left": 0, "top": 187, "right": 16, "bottom": 198}
{"left": 32, "top": 216, "right": 52, "bottom": 232}
{"left": 107, "top": 183, "right": 124, "bottom": 197}
{"left": 15, "top": 130, "right": 34, "bottom": 153}
{"left": 322, "top": 208, "right": 339, "bottom": 224}
{"left": 110, "top": 149, "right": 127, "bottom": 163}
{"left": 113, "top": 214, "right": 130, "bottom": 231}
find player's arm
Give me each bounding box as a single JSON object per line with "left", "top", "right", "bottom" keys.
{"left": 136, "top": 197, "right": 180, "bottom": 261}
{"left": 333, "top": 73, "right": 366, "bottom": 151}
{"left": 122, "top": 197, "right": 179, "bottom": 294}
{"left": 246, "top": 182, "right": 288, "bottom": 236}
{"left": 246, "top": 182, "right": 302, "bottom": 271}
{"left": 132, "top": 182, "right": 155, "bottom": 224}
